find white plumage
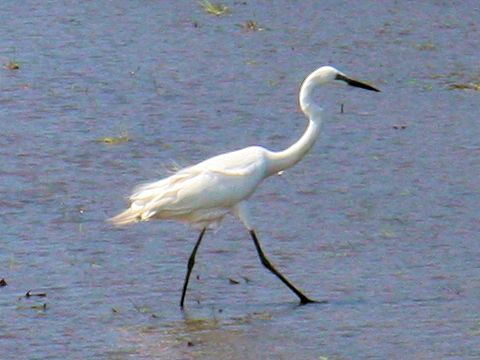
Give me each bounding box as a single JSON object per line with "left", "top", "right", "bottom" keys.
{"left": 109, "top": 66, "right": 379, "bottom": 307}
{"left": 110, "top": 146, "right": 268, "bottom": 229}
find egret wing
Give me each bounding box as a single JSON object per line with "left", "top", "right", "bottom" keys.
{"left": 111, "top": 146, "right": 268, "bottom": 225}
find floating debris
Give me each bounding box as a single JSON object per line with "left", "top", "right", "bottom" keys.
{"left": 381, "top": 229, "right": 396, "bottom": 238}
{"left": 448, "top": 82, "right": 480, "bottom": 91}
{"left": 268, "top": 79, "right": 279, "bottom": 88}
{"left": 392, "top": 125, "right": 407, "bottom": 130}
{"left": 251, "top": 311, "right": 273, "bottom": 321}
{"left": 415, "top": 42, "right": 437, "bottom": 51}
{"left": 244, "top": 59, "right": 259, "bottom": 66}
{"left": 25, "top": 290, "right": 47, "bottom": 298}
{"left": 199, "top": 0, "right": 230, "bottom": 16}
{"left": 228, "top": 277, "right": 240, "bottom": 285}
{"left": 6, "top": 60, "right": 20, "bottom": 70}
{"left": 77, "top": 205, "right": 87, "bottom": 214}
{"left": 242, "top": 20, "right": 264, "bottom": 32}
{"left": 0, "top": 278, "right": 7, "bottom": 287}
{"left": 31, "top": 303, "right": 48, "bottom": 311}
{"left": 131, "top": 301, "right": 154, "bottom": 315}
{"left": 17, "top": 303, "right": 48, "bottom": 312}
{"left": 241, "top": 276, "right": 251, "bottom": 283}
{"left": 96, "top": 132, "right": 131, "bottom": 145}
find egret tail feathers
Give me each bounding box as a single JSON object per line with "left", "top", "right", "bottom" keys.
{"left": 109, "top": 208, "right": 141, "bottom": 226}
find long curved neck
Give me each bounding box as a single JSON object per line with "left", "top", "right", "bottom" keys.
{"left": 265, "top": 75, "right": 324, "bottom": 176}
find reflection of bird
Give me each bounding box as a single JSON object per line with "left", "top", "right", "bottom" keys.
{"left": 110, "top": 66, "right": 380, "bottom": 308}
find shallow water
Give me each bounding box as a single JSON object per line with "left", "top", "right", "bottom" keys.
{"left": 1, "top": 1, "right": 479, "bottom": 359}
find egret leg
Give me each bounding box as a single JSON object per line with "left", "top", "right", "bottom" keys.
{"left": 249, "top": 230, "right": 316, "bottom": 305}
{"left": 180, "top": 228, "right": 207, "bottom": 308}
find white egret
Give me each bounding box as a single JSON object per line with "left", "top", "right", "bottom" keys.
{"left": 110, "top": 66, "right": 380, "bottom": 307}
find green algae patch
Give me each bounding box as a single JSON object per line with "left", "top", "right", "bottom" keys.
{"left": 199, "top": 0, "right": 230, "bottom": 16}
{"left": 96, "top": 132, "right": 131, "bottom": 145}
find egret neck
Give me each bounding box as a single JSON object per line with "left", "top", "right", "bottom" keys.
{"left": 265, "top": 73, "right": 324, "bottom": 177}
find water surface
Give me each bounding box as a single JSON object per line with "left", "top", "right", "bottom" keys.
{"left": 1, "top": 1, "right": 479, "bottom": 359}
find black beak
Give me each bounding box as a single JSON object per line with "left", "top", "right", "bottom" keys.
{"left": 336, "top": 73, "right": 380, "bottom": 92}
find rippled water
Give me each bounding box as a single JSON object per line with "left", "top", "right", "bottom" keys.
{"left": 1, "top": 1, "right": 479, "bottom": 359}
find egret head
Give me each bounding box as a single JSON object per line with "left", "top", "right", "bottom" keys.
{"left": 299, "top": 66, "right": 379, "bottom": 114}
{"left": 305, "top": 66, "right": 341, "bottom": 85}
{"left": 305, "top": 66, "right": 380, "bottom": 90}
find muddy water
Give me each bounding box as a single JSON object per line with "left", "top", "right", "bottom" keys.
{"left": 1, "top": 1, "right": 479, "bottom": 359}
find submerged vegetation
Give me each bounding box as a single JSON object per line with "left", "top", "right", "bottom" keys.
{"left": 96, "top": 132, "right": 131, "bottom": 145}
{"left": 448, "top": 82, "right": 480, "bottom": 91}
{"left": 428, "top": 71, "right": 480, "bottom": 92}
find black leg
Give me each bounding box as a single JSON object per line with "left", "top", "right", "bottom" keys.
{"left": 180, "top": 228, "right": 207, "bottom": 308}
{"left": 249, "top": 229, "right": 317, "bottom": 305}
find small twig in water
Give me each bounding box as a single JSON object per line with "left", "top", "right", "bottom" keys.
{"left": 25, "top": 290, "right": 47, "bottom": 298}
